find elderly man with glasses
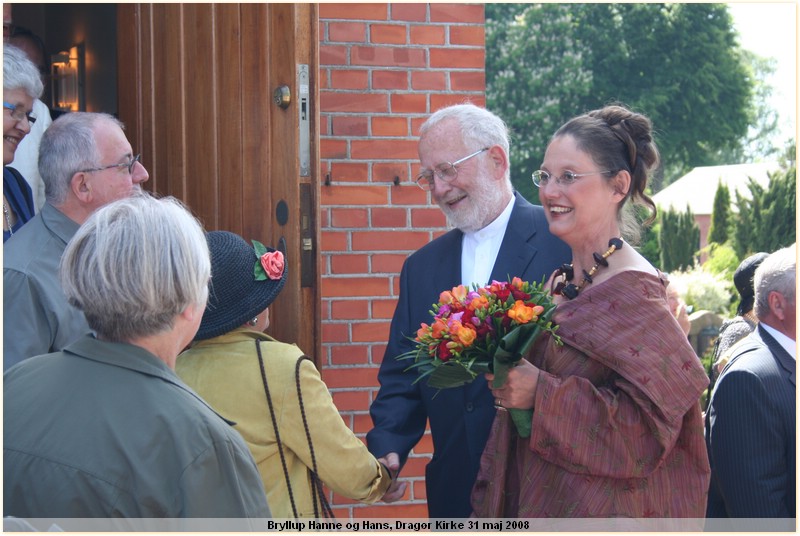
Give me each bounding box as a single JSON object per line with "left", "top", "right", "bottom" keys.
{"left": 366, "top": 103, "right": 570, "bottom": 518}
{"left": 4, "top": 112, "right": 149, "bottom": 370}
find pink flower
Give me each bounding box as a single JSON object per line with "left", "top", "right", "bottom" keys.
{"left": 260, "top": 250, "right": 284, "bottom": 280}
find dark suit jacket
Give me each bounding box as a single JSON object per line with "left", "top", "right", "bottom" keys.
{"left": 706, "top": 324, "right": 796, "bottom": 519}
{"left": 367, "top": 192, "right": 570, "bottom": 518}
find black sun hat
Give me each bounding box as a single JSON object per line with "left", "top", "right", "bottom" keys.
{"left": 733, "top": 251, "right": 769, "bottom": 316}
{"left": 195, "top": 231, "right": 287, "bottom": 341}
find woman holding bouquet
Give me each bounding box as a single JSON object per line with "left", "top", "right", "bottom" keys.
{"left": 176, "top": 231, "right": 392, "bottom": 518}
{"left": 471, "top": 104, "right": 710, "bottom": 518}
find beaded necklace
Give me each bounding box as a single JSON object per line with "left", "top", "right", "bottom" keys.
{"left": 552, "top": 237, "right": 623, "bottom": 300}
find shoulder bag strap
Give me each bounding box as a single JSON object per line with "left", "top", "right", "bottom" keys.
{"left": 255, "top": 340, "right": 300, "bottom": 519}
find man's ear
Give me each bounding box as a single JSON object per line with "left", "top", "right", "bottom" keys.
{"left": 768, "top": 290, "right": 787, "bottom": 320}
{"left": 70, "top": 172, "right": 92, "bottom": 204}
{"left": 487, "top": 145, "right": 508, "bottom": 181}
{"left": 610, "top": 170, "right": 632, "bottom": 202}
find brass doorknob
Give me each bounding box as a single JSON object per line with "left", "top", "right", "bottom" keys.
{"left": 273, "top": 85, "right": 291, "bottom": 109}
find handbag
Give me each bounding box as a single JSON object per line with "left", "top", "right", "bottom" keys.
{"left": 255, "top": 340, "right": 334, "bottom": 519}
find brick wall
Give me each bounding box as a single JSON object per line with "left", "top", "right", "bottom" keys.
{"left": 318, "top": 3, "right": 486, "bottom": 518}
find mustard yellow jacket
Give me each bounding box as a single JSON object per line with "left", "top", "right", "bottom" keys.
{"left": 176, "top": 328, "right": 390, "bottom": 518}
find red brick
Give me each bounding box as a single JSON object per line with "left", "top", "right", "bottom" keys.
{"left": 330, "top": 207, "right": 369, "bottom": 228}
{"left": 328, "top": 21, "right": 367, "bottom": 42}
{"left": 352, "top": 321, "right": 391, "bottom": 342}
{"left": 372, "top": 253, "right": 406, "bottom": 274}
{"left": 322, "top": 321, "right": 350, "bottom": 343}
{"left": 371, "top": 207, "right": 407, "bottom": 227}
{"left": 411, "top": 116, "right": 427, "bottom": 136}
{"left": 372, "top": 70, "right": 408, "bottom": 90}
{"left": 430, "top": 3, "right": 484, "bottom": 23}
{"left": 411, "top": 206, "right": 447, "bottom": 228}
{"left": 354, "top": 502, "right": 427, "bottom": 519}
{"left": 391, "top": 93, "right": 428, "bottom": 114}
{"left": 319, "top": 45, "right": 348, "bottom": 66}
{"left": 330, "top": 254, "right": 370, "bottom": 274}
{"left": 330, "top": 344, "right": 370, "bottom": 366}
{"left": 413, "top": 479, "right": 428, "bottom": 500}
{"left": 351, "top": 139, "right": 419, "bottom": 160}
{"left": 391, "top": 184, "right": 432, "bottom": 205}
{"left": 414, "top": 432, "right": 434, "bottom": 454}
{"left": 320, "top": 230, "right": 348, "bottom": 251}
{"left": 322, "top": 276, "right": 391, "bottom": 297}
{"left": 332, "top": 115, "right": 369, "bottom": 136}
{"left": 411, "top": 70, "right": 447, "bottom": 90}
{"left": 351, "top": 46, "right": 426, "bottom": 67}
{"left": 329, "top": 69, "right": 369, "bottom": 90}
{"left": 410, "top": 24, "right": 445, "bottom": 45}
{"left": 319, "top": 68, "right": 330, "bottom": 89}
{"left": 373, "top": 162, "right": 409, "bottom": 183}
{"left": 331, "top": 389, "right": 372, "bottom": 412}
{"left": 320, "top": 3, "right": 389, "bottom": 21}
{"left": 352, "top": 413, "right": 375, "bottom": 434}
{"left": 320, "top": 138, "right": 348, "bottom": 159}
{"left": 322, "top": 366, "right": 379, "bottom": 388}
{"left": 450, "top": 24, "right": 485, "bottom": 46}
{"left": 372, "top": 297, "right": 399, "bottom": 319}
{"left": 390, "top": 3, "right": 427, "bottom": 22}
{"left": 431, "top": 93, "right": 485, "bottom": 111}
{"left": 330, "top": 162, "right": 369, "bottom": 182}
{"left": 430, "top": 47, "right": 484, "bottom": 69}
{"left": 321, "top": 91, "right": 389, "bottom": 113}
{"left": 370, "top": 23, "right": 407, "bottom": 44}
{"left": 371, "top": 116, "right": 409, "bottom": 137}
{"left": 371, "top": 342, "right": 388, "bottom": 362}
{"left": 321, "top": 185, "right": 389, "bottom": 206}
{"left": 352, "top": 230, "right": 430, "bottom": 251}
{"left": 451, "top": 70, "right": 485, "bottom": 91}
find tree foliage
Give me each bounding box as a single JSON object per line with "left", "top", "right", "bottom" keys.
{"left": 486, "top": 3, "right": 754, "bottom": 199}
{"left": 707, "top": 181, "right": 731, "bottom": 245}
{"left": 731, "top": 162, "right": 796, "bottom": 257}
{"left": 659, "top": 206, "right": 700, "bottom": 272}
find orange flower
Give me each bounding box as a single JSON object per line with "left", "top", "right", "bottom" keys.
{"left": 448, "top": 320, "right": 476, "bottom": 348}
{"left": 469, "top": 294, "right": 489, "bottom": 311}
{"left": 431, "top": 318, "right": 448, "bottom": 339}
{"left": 507, "top": 300, "right": 536, "bottom": 324}
{"left": 416, "top": 323, "right": 430, "bottom": 341}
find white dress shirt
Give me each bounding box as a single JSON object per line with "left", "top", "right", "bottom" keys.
{"left": 461, "top": 196, "right": 515, "bottom": 288}
{"left": 10, "top": 98, "right": 52, "bottom": 212}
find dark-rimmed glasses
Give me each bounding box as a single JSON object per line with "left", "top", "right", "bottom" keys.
{"left": 3, "top": 101, "right": 37, "bottom": 125}
{"left": 415, "top": 147, "right": 490, "bottom": 191}
{"left": 79, "top": 154, "right": 141, "bottom": 175}
{"left": 532, "top": 169, "right": 612, "bottom": 188}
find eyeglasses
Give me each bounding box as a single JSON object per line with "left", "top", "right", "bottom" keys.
{"left": 531, "top": 169, "right": 612, "bottom": 188}
{"left": 79, "top": 154, "right": 141, "bottom": 175}
{"left": 3, "top": 101, "right": 37, "bottom": 125}
{"left": 415, "top": 147, "right": 490, "bottom": 191}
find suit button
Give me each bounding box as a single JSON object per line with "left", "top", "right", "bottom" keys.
{"left": 465, "top": 402, "right": 474, "bottom": 412}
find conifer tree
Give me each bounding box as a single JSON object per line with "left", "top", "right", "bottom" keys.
{"left": 707, "top": 180, "right": 731, "bottom": 245}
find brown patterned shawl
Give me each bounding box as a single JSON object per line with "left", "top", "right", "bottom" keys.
{"left": 471, "top": 271, "right": 710, "bottom": 518}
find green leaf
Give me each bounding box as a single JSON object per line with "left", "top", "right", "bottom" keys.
{"left": 252, "top": 239, "right": 268, "bottom": 257}
{"left": 253, "top": 261, "right": 267, "bottom": 281}
{"left": 427, "top": 361, "right": 478, "bottom": 389}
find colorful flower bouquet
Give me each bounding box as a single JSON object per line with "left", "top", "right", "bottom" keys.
{"left": 398, "top": 277, "right": 561, "bottom": 437}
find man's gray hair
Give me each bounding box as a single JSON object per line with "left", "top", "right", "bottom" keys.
{"left": 59, "top": 194, "right": 211, "bottom": 342}
{"left": 753, "top": 243, "right": 796, "bottom": 319}
{"left": 419, "top": 103, "right": 512, "bottom": 182}
{"left": 38, "top": 112, "right": 123, "bottom": 205}
{"left": 3, "top": 43, "right": 43, "bottom": 98}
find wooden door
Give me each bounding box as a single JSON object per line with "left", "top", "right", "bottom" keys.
{"left": 117, "top": 3, "right": 320, "bottom": 359}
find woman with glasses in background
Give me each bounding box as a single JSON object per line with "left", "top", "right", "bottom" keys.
{"left": 3, "top": 43, "right": 42, "bottom": 241}
{"left": 471, "top": 104, "right": 710, "bottom": 519}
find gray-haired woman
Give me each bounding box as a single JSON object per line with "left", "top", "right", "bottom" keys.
{"left": 3, "top": 43, "right": 43, "bottom": 241}
{"left": 4, "top": 194, "right": 271, "bottom": 520}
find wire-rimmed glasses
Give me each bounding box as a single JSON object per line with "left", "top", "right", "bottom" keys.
{"left": 415, "top": 147, "right": 490, "bottom": 191}
{"left": 531, "top": 169, "right": 612, "bottom": 188}
{"left": 79, "top": 154, "right": 141, "bottom": 175}
{"left": 3, "top": 101, "right": 37, "bottom": 125}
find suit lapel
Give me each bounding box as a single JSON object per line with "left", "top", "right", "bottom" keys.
{"left": 491, "top": 193, "right": 537, "bottom": 283}
{"left": 757, "top": 325, "right": 796, "bottom": 387}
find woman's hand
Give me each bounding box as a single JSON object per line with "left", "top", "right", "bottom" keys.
{"left": 485, "top": 359, "right": 540, "bottom": 410}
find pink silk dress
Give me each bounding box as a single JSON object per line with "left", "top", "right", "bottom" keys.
{"left": 471, "top": 271, "right": 710, "bottom": 518}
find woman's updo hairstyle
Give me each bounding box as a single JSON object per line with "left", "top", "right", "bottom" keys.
{"left": 553, "top": 104, "right": 659, "bottom": 244}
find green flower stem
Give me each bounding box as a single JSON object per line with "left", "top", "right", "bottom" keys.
{"left": 492, "top": 360, "right": 533, "bottom": 438}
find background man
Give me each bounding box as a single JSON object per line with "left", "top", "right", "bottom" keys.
{"left": 706, "top": 243, "right": 795, "bottom": 520}
{"left": 4, "top": 112, "right": 149, "bottom": 370}
{"left": 367, "top": 104, "right": 570, "bottom": 518}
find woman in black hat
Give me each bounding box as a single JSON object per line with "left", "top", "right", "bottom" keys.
{"left": 176, "top": 231, "right": 393, "bottom": 519}
{"left": 710, "top": 251, "right": 770, "bottom": 380}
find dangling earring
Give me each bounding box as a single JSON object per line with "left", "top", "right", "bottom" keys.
{"left": 248, "top": 317, "right": 258, "bottom": 327}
